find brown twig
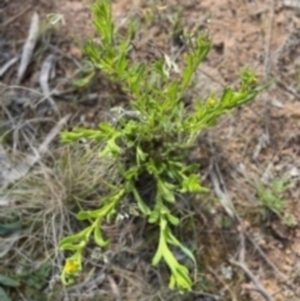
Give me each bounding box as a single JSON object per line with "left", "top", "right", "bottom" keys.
{"left": 230, "top": 229, "right": 274, "bottom": 301}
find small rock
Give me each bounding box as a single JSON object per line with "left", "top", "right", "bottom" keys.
{"left": 271, "top": 99, "right": 284, "bottom": 108}
{"left": 290, "top": 166, "right": 299, "bottom": 177}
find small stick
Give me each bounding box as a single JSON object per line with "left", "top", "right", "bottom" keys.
{"left": 17, "top": 12, "right": 39, "bottom": 84}
{"left": 39, "top": 54, "right": 59, "bottom": 113}
{"left": 230, "top": 230, "right": 274, "bottom": 301}
{"left": 0, "top": 56, "right": 19, "bottom": 77}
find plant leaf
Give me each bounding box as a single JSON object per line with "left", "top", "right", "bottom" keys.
{"left": 0, "top": 287, "right": 11, "bottom": 301}
{"left": 0, "top": 221, "right": 22, "bottom": 236}
{"left": 148, "top": 210, "right": 159, "bottom": 224}
{"left": 94, "top": 220, "right": 110, "bottom": 247}
{"left": 132, "top": 187, "right": 151, "bottom": 215}
{"left": 158, "top": 181, "right": 175, "bottom": 203}
{"left": 166, "top": 213, "right": 180, "bottom": 226}
{"left": 59, "top": 227, "right": 91, "bottom": 248}
{"left": 166, "top": 229, "right": 196, "bottom": 266}
{"left": 0, "top": 274, "right": 20, "bottom": 287}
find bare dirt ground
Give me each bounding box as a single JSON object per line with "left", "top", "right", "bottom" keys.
{"left": 1, "top": 0, "right": 300, "bottom": 300}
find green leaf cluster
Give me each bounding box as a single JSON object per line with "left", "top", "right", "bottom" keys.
{"left": 256, "top": 175, "right": 296, "bottom": 226}
{"left": 59, "top": 0, "right": 264, "bottom": 291}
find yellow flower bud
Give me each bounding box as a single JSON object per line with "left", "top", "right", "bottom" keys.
{"left": 206, "top": 97, "right": 216, "bottom": 108}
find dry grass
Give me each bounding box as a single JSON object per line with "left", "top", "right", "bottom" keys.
{"left": 0, "top": 142, "right": 122, "bottom": 299}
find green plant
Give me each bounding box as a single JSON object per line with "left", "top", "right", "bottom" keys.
{"left": 256, "top": 176, "right": 296, "bottom": 226}
{"left": 0, "top": 273, "right": 20, "bottom": 301}
{"left": 58, "top": 0, "right": 264, "bottom": 291}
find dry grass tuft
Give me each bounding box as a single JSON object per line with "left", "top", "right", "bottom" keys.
{"left": 0, "top": 142, "right": 120, "bottom": 299}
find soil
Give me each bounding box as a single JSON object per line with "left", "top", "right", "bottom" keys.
{"left": 1, "top": 0, "right": 300, "bottom": 300}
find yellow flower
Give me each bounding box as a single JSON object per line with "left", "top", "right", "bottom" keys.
{"left": 65, "top": 259, "right": 80, "bottom": 275}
